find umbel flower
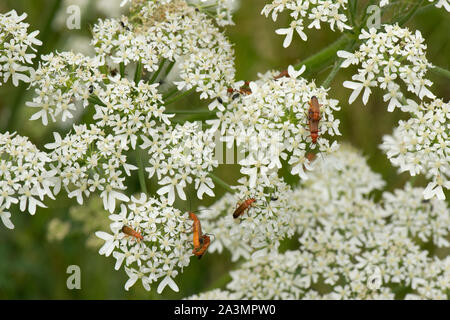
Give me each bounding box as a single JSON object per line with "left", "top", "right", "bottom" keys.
{"left": 338, "top": 24, "right": 434, "bottom": 109}
{"left": 44, "top": 124, "right": 137, "bottom": 213}
{"left": 380, "top": 99, "right": 450, "bottom": 200}
{"left": 262, "top": 0, "right": 351, "bottom": 47}
{"left": 140, "top": 121, "right": 218, "bottom": 205}
{"left": 380, "top": 0, "right": 450, "bottom": 12}
{"left": 26, "top": 0, "right": 236, "bottom": 210}
{"left": 0, "top": 10, "right": 42, "bottom": 86}
{"left": 0, "top": 132, "right": 56, "bottom": 229}
{"left": 212, "top": 65, "right": 341, "bottom": 185}
{"left": 187, "top": 146, "right": 450, "bottom": 300}
{"left": 95, "top": 193, "right": 193, "bottom": 293}
{"left": 195, "top": 173, "right": 296, "bottom": 262}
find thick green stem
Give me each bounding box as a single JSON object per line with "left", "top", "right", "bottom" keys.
{"left": 430, "top": 65, "right": 450, "bottom": 79}
{"left": 134, "top": 61, "right": 142, "bottom": 84}
{"left": 294, "top": 35, "right": 350, "bottom": 74}
{"left": 164, "top": 60, "right": 176, "bottom": 78}
{"left": 208, "top": 173, "right": 236, "bottom": 194}
{"left": 321, "top": 40, "right": 356, "bottom": 88}
{"left": 396, "top": 0, "right": 425, "bottom": 26}
{"left": 162, "top": 87, "right": 178, "bottom": 100}
{"left": 88, "top": 95, "right": 105, "bottom": 107}
{"left": 119, "top": 62, "right": 125, "bottom": 78}
{"left": 164, "top": 87, "right": 196, "bottom": 106}
{"left": 348, "top": 0, "right": 357, "bottom": 26}
{"left": 6, "top": 0, "right": 62, "bottom": 132}
{"left": 137, "top": 149, "right": 148, "bottom": 194}
{"left": 149, "top": 59, "right": 166, "bottom": 83}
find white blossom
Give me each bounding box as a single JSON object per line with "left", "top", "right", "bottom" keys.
{"left": 96, "top": 193, "right": 194, "bottom": 293}
{"left": 339, "top": 25, "right": 434, "bottom": 108}
{"left": 0, "top": 10, "right": 41, "bottom": 86}
{"left": 262, "top": 0, "right": 351, "bottom": 46}
{"left": 0, "top": 132, "right": 56, "bottom": 229}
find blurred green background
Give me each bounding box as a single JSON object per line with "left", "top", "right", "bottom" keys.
{"left": 0, "top": 0, "right": 449, "bottom": 299}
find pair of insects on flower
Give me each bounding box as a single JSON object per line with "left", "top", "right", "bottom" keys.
{"left": 118, "top": 198, "right": 256, "bottom": 260}
{"left": 274, "top": 70, "right": 323, "bottom": 144}
{"left": 229, "top": 72, "right": 323, "bottom": 144}
{"left": 187, "top": 198, "right": 257, "bottom": 259}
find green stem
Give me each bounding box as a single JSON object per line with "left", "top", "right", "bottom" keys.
{"left": 134, "top": 61, "right": 142, "bottom": 84}
{"left": 348, "top": 0, "right": 357, "bottom": 26}
{"left": 164, "top": 109, "right": 215, "bottom": 115}
{"left": 162, "top": 87, "right": 178, "bottom": 100}
{"left": 6, "top": 0, "right": 62, "bottom": 132}
{"left": 396, "top": 0, "right": 425, "bottom": 26}
{"left": 294, "top": 35, "right": 350, "bottom": 74}
{"left": 208, "top": 173, "right": 236, "bottom": 194}
{"left": 88, "top": 95, "right": 105, "bottom": 107}
{"left": 137, "top": 149, "right": 148, "bottom": 194}
{"left": 430, "top": 65, "right": 450, "bottom": 79}
{"left": 321, "top": 40, "right": 356, "bottom": 88}
{"left": 120, "top": 62, "right": 125, "bottom": 78}
{"left": 164, "top": 87, "right": 196, "bottom": 106}
{"left": 164, "top": 60, "right": 176, "bottom": 78}
{"left": 149, "top": 59, "right": 166, "bottom": 83}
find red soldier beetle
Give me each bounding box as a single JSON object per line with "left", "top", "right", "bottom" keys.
{"left": 121, "top": 225, "right": 144, "bottom": 242}
{"left": 306, "top": 96, "right": 322, "bottom": 144}
{"left": 189, "top": 211, "right": 202, "bottom": 252}
{"left": 274, "top": 69, "right": 289, "bottom": 80}
{"left": 232, "top": 198, "right": 257, "bottom": 219}
{"left": 193, "top": 234, "right": 211, "bottom": 259}
{"left": 188, "top": 211, "right": 214, "bottom": 259}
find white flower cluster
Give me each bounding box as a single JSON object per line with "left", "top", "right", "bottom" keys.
{"left": 186, "top": 146, "right": 450, "bottom": 299}
{"left": 196, "top": 173, "right": 296, "bottom": 261}
{"left": 0, "top": 10, "right": 42, "bottom": 86}
{"left": 93, "top": 76, "right": 172, "bottom": 148}
{"left": 262, "top": 0, "right": 351, "bottom": 47}
{"left": 189, "top": 0, "right": 238, "bottom": 27}
{"left": 382, "top": 183, "right": 450, "bottom": 247}
{"left": 27, "top": 51, "right": 103, "bottom": 125}
{"left": 26, "top": 0, "right": 235, "bottom": 211}
{"left": 124, "top": 0, "right": 238, "bottom": 27}
{"left": 380, "top": 99, "right": 450, "bottom": 200}
{"left": 92, "top": 1, "right": 235, "bottom": 101}
{"left": 213, "top": 66, "right": 341, "bottom": 185}
{"left": 380, "top": 0, "right": 450, "bottom": 12}
{"left": 0, "top": 132, "right": 56, "bottom": 229}
{"left": 95, "top": 193, "right": 192, "bottom": 293}
{"left": 44, "top": 124, "right": 137, "bottom": 213}
{"left": 142, "top": 121, "right": 218, "bottom": 205}
{"left": 188, "top": 288, "right": 238, "bottom": 300}
{"left": 339, "top": 24, "right": 434, "bottom": 109}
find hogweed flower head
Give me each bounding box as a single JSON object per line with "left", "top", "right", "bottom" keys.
{"left": 0, "top": 132, "right": 56, "bottom": 229}
{"left": 196, "top": 173, "right": 296, "bottom": 261}
{"left": 0, "top": 10, "right": 42, "bottom": 86}
{"left": 380, "top": 99, "right": 450, "bottom": 200}
{"left": 380, "top": 0, "right": 450, "bottom": 12}
{"left": 141, "top": 121, "right": 219, "bottom": 205}
{"left": 339, "top": 24, "right": 434, "bottom": 109}
{"left": 26, "top": 0, "right": 235, "bottom": 210}
{"left": 186, "top": 146, "right": 450, "bottom": 300}
{"left": 44, "top": 124, "right": 136, "bottom": 212}
{"left": 382, "top": 183, "right": 450, "bottom": 247}
{"left": 212, "top": 65, "right": 341, "bottom": 186}
{"left": 95, "top": 193, "right": 193, "bottom": 293}
{"left": 262, "top": 0, "right": 351, "bottom": 47}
